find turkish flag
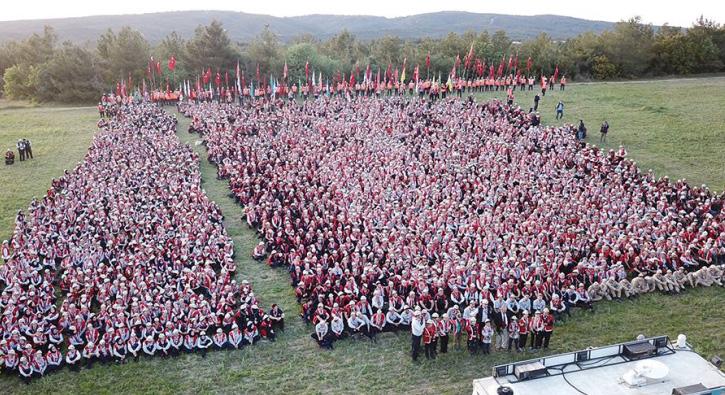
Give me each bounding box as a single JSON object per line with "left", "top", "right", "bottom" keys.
{"left": 167, "top": 56, "right": 176, "bottom": 71}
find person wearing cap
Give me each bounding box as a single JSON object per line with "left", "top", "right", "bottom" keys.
{"left": 197, "top": 331, "right": 213, "bottom": 357}
{"left": 385, "top": 307, "right": 402, "bottom": 329}
{"left": 423, "top": 318, "right": 438, "bottom": 360}
{"left": 518, "top": 310, "right": 530, "bottom": 352}
{"left": 330, "top": 314, "right": 346, "bottom": 340}
{"left": 410, "top": 309, "right": 425, "bottom": 362}
{"left": 184, "top": 330, "right": 198, "bottom": 353}
{"left": 46, "top": 344, "right": 62, "bottom": 372}
{"left": 243, "top": 322, "right": 260, "bottom": 345}
{"left": 575, "top": 284, "right": 594, "bottom": 311}
{"left": 481, "top": 319, "right": 494, "bottom": 355}
{"left": 437, "top": 313, "right": 451, "bottom": 354}
{"left": 213, "top": 328, "right": 228, "bottom": 349}
{"left": 532, "top": 293, "right": 546, "bottom": 313}
{"left": 1, "top": 240, "right": 11, "bottom": 263}
{"left": 157, "top": 333, "right": 171, "bottom": 357}
{"left": 541, "top": 308, "right": 555, "bottom": 349}
{"left": 370, "top": 308, "right": 386, "bottom": 339}
{"left": 507, "top": 316, "right": 520, "bottom": 352}
{"left": 549, "top": 294, "right": 569, "bottom": 321}
{"left": 229, "top": 324, "right": 243, "bottom": 349}
{"left": 531, "top": 311, "right": 544, "bottom": 350}
{"left": 82, "top": 341, "right": 99, "bottom": 369}
{"left": 313, "top": 318, "right": 333, "bottom": 350}
{"left": 31, "top": 350, "right": 47, "bottom": 377}
{"left": 142, "top": 336, "right": 156, "bottom": 357}
{"left": 126, "top": 333, "right": 141, "bottom": 361}
{"left": 18, "top": 356, "right": 33, "bottom": 384}
{"left": 464, "top": 317, "right": 480, "bottom": 355}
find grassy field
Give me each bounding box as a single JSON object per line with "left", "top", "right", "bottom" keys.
{"left": 475, "top": 76, "right": 725, "bottom": 191}
{"left": 0, "top": 100, "right": 97, "bottom": 238}
{"left": 0, "top": 78, "right": 724, "bottom": 394}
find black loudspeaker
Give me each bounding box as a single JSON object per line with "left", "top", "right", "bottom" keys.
{"left": 494, "top": 366, "right": 509, "bottom": 377}
{"left": 710, "top": 355, "right": 722, "bottom": 368}
{"left": 576, "top": 350, "right": 590, "bottom": 362}
{"left": 622, "top": 341, "right": 656, "bottom": 360}
{"left": 671, "top": 383, "right": 707, "bottom": 395}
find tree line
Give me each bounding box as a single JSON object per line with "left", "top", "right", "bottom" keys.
{"left": 0, "top": 16, "right": 723, "bottom": 103}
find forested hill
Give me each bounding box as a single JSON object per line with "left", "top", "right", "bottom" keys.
{"left": 0, "top": 10, "right": 617, "bottom": 43}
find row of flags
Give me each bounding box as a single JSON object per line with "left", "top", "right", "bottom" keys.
{"left": 117, "top": 52, "right": 561, "bottom": 97}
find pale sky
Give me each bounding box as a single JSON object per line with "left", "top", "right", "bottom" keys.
{"left": 1, "top": 0, "right": 722, "bottom": 27}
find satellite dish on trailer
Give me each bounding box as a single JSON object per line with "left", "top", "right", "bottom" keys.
{"left": 621, "top": 359, "right": 669, "bottom": 387}
{"left": 636, "top": 360, "right": 669, "bottom": 380}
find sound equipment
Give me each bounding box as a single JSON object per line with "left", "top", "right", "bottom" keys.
{"left": 623, "top": 341, "right": 656, "bottom": 360}
{"left": 671, "top": 383, "right": 708, "bottom": 395}
{"left": 514, "top": 361, "right": 546, "bottom": 380}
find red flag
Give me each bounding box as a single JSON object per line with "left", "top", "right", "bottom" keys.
{"left": 489, "top": 65, "right": 495, "bottom": 79}
{"left": 386, "top": 63, "right": 392, "bottom": 82}
{"left": 225, "top": 70, "right": 229, "bottom": 87}
{"left": 156, "top": 61, "right": 161, "bottom": 76}
{"left": 202, "top": 68, "right": 210, "bottom": 84}
{"left": 451, "top": 54, "right": 460, "bottom": 79}
{"left": 355, "top": 65, "right": 360, "bottom": 79}
{"left": 305, "top": 61, "right": 309, "bottom": 82}
{"left": 256, "top": 63, "right": 261, "bottom": 83}
{"left": 349, "top": 69, "right": 355, "bottom": 86}
{"left": 376, "top": 66, "right": 380, "bottom": 86}
{"left": 365, "top": 64, "right": 371, "bottom": 82}
{"left": 507, "top": 54, "right": 513, "bottom": 72}
{"left": 553, "top": 65, "right": 559, "bottom": 83}
{"left": 425, "top": 52, "right": 431, "bottom": 70}
{"left": 167, "top": 56, "right": 176, "bottom": 71}
{"left": 215, "top": 71, "right": 221, "bottom": 87}
{"left": 413, "top": 65, "right": 419, "bottom": 82}
{"left": 283, "top": 61, "right": 288, "bottom": 80}
{"left": 464, "top": 44, "right": 474, "bottom": 69}
{"left": 526, "top": 57, "right": 533, "bottom": 73}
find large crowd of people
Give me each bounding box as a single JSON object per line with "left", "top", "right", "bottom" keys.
{"left": 0, "top": 100, "right": 275, "bottom": 382}
{"left": 180, "top": 94, "right": 724, "bottom": 357}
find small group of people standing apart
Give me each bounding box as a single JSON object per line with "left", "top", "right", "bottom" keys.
{"left": 5, "top": 139, "right": 32, "bottom": 165}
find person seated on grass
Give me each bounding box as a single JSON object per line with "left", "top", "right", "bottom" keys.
{"left": 5, "top": 148, "right": 15, "bottom": 165}
{"left": 252, "top": 242, "right": 267, "bottom": 260}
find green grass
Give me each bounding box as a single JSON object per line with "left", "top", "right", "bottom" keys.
{"left": 0, "top": 102, "right": 97, "bottom": 239}
{"left": 0, "top": 79, "right": 724, "bottom": 394}
{"left": 474, "top": 76, "right": 725, "bottom": 191}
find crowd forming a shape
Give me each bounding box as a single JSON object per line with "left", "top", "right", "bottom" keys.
{"left": 0, "top": 100, "right": 278, "bottom": 382}
{"left": 180, "top": 95, "right": 723, "bottom": 349}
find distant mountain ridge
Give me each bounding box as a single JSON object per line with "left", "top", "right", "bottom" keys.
{"left": 0, "top": 10, "right": 619, "bottom": 43}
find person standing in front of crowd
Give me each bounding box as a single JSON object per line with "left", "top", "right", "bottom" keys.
{"left": 518, "top": 310, "right": 530, "bottom": 352}
{"left": 17, "top": 139, "right": 25, "bottom": 161}
{"left": 560, "top": 76, "right": 567, "bottom": 90}
{"left": 437, "top": 313, "right": 451, "bottom": 354}
{"left": 555, "top": 101, "right": 565, "bottom": 120}
{"left": 577, "top": 120, "right": 587, "bottom": 140}
{"left": 541, "top": 308, "right": 555, "bottom": 349}
{"left": 423, "top": 318, "right": 438, "bottom": 360}
{"left": 481, "top": 319, "right": 494, "bottom": 355}
{"left": 23, "top": 139, "right": 33, "bottom": 159}
{"left": 600, "top": 121, "right": 609, "bottom": 143}
{"left": 411, "top": 310, "right": 424, "bottom": 362}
